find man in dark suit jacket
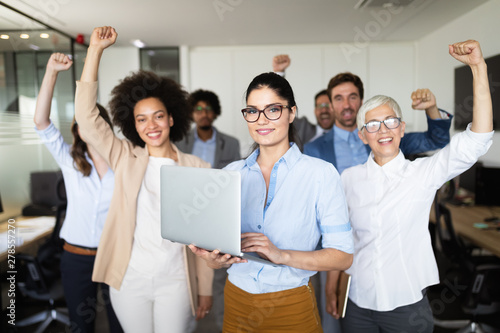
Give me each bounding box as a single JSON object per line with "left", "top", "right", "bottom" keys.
{"left": 175, "top": 89, "right": 240, "bottom": 169}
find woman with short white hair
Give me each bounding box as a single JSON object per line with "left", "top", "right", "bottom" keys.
{"left": 327, "top": 39, "right": 494, "bottom": 333}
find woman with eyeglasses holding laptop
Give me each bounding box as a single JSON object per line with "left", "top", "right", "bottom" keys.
{"left": 74, "top": 26, "right": 213, "bottom": 332}
{"left": 190, "top": 72, "right": 354, "bottom": 332}
{"left": 325, "top": 40, "right": 493, "bottom": 333}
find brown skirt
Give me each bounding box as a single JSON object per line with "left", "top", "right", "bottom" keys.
{"left": 223, "top": 279, "right": 323, "bottom": 333}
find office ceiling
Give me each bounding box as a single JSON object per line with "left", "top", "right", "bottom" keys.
{"left": 0, "top": 0, "right": 490, "bottom": 50}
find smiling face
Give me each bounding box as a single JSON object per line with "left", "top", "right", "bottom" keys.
{"left": 314, "top": 94, "right": 335, "bottom": 130}
{"left": 330, "top": 82, "right": 362, "bottom": 131}
{"left": 245, "top": 87, "right": 296, "bottom": 151}
{"left": 358, "top": 103, "right": 406, "bottom": 166}
{"left": 134, "top": 97, "right": 173, "bottom": 150}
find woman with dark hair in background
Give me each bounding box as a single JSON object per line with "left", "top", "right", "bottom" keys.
{"left": 190, "top": 72, "right": 354, "bottom": 332}
{"left": 74, "top": 27, "right": 213, "bottom": 333}
{"left": 34, "top": 53, "right": 122, "bottom": 333}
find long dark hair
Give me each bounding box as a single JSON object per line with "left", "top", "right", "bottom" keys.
{"left": 245, "top": 72, "right": 297, "bottom": 145}
{"left": 70, "top": 104, "right": 113, "bottom": 176}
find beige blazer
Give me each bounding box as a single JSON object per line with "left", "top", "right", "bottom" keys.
{"left": 75, "top": 81, "right": 213, "bottom": 315}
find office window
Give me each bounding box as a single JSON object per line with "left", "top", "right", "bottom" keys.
{"left": 0, "top": 3, "right": 86, "bottom": 219}
{"left": 140, "top": 48, "right": 180, "bottom": 83}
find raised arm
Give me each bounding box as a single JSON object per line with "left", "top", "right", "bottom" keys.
{"left": 34, "top": 53, "right": 73, "bottom": 129}
{"left": 449, "top": 40, "right": 492, "bottom": 133}
{"left": 75, "top": 26, "right": 121, "bottom": 169}
{"left": 400, "top": 88, "right": 451, "bottom": 155}
{"left": 411, "top": 88, "right": 441, "bottom": 119}
{"left": 272, "top": 54, "right": 291, "bottom": 75}
{"left": 81, "top": 26, "right": 117, "bottom": 82}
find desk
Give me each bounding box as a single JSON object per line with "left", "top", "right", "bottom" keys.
{"left": 430, "top": 204, "right": 500, "bottom": 257}
{"left": 0, "top": 216, "right": 56, "bottom": 262}
{"left": 1, "top": 216, "right": 56, "bottom": 311}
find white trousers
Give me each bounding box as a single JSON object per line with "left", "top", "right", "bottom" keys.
{"left": 110, "top": 266, "right": 194, "bottom": 333}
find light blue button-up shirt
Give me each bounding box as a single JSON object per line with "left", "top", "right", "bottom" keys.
{"left": 35, "top": 122, "right": 114, "bottom": 248}
{"left": 192, "top": 127, "right": 217, "bottom": 167}
{"left": 333, "top": 125, "right": 369, "bottom": 174}
{"left": 224, "top": 143, "right": 353, "bottom": 294}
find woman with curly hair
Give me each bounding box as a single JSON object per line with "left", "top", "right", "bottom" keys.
{"left": 34, "top": 53, "right": 122, "bottom": 333}
{"left": 75, "top": 26, "right": 213, "bottom": 332}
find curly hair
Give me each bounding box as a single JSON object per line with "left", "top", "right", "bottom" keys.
{"left": 188, "top": 89, "right": 221, "bottom": 117}
{"left": 327, "top": 72, "right": 364, "bottom": 100}
{"left": 71, "top": 104, "right": 113, "bottom": 176}
{"left": 108, "top": 70, "right": 191, "bottom": 147}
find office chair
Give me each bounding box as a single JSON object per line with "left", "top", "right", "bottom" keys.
{"left": 16, "top": 179, "right": 69, "bottom": 333}
{"left": 22, "top": 170, "right": 66, "bottom": 216}
{"left": 431, "top": 199, "right": 500, "bottom": 332}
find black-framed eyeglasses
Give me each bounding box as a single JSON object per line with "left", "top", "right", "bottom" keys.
{"left": 362, "top": 117, "right": 401, "bottom": 133}
{"left": 241, "top": 104, "right": 290, "bottom": 123}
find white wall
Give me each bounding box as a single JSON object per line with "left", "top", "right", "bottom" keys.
{"left": 415, "top": 0, "right": 500, "bottom": 166}
{"left": 98, "top": 47, "right": 140, "bottom": 109}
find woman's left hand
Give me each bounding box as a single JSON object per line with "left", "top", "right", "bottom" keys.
{"left": 195, "top": 295, "right": 213, "bottom": 320}
{"left": 241, "top": 232, "right": 284, "bottom": 264}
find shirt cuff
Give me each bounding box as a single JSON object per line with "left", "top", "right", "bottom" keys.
{"left": 439, "top": 109, "right": 451, "bottom": 120}
{"left": 34, "top": 121, "right": 59, "bottom": 143}
{"left": 465, "top": 123, "right": 494, "bottom": 143}
{"left": 321, "top": 229, "right": 354, "bottom": 254}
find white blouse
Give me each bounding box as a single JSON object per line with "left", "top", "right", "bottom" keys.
{"left": 341, "top": 124, "right": 493, "bottom": 311}
{"left": 35, "top": 122, "right": 114, "bottom": 248}
{"left": 128, "top": 156, "right": 185, "bottom": 277}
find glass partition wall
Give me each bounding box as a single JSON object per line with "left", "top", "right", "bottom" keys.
{"left": 0, "top": 4, "right": 85, "bottom": 220}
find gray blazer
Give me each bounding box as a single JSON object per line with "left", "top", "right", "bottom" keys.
{"left": 176, "top": 127, "right": 241, "bottom": 169}
{"left": 293, "top": 116, "right": 316, "bottom": 150}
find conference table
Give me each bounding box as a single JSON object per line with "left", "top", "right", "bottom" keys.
{"left": 1, "top": 216, "right": 56, "bottom": 310}
{"left": 430, "top": 204, "right": 500, "bottom": 258}
{"left": 0, "top": 216, "right": 56, "bottom": 263}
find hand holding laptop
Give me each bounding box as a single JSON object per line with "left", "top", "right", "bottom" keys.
{"left": 240, "top": 232, "right": 281, "bottom": 263}
{"left": 188, "top": 230, "right": 283, "bottom": 269}
{"left": 188, "top": 245, "right": 248, "bottom": 269}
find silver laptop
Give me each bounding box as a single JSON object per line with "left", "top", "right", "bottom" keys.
{"left": 160, "top": 165, "right": 277, "bottom": 266}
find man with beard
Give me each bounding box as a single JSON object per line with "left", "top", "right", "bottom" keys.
{"left": 176, "top": 89, "right": 240, "bottom": 169}
{"left": 304, "top": 72, "right": 452, "bottom": 174}
{"left": 303, "top": 72, "right": 452, "bottom": 333}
